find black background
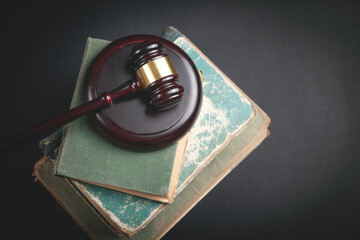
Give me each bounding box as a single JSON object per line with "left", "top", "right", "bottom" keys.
{"left": 1, "top": 1, "right": 359, "bottom": 239}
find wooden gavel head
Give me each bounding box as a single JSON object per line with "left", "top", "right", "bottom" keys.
{"left": 129, "top": 41, "right": 185, "bottom": 110}
{"left": 0, "top": 35, "right": 202, "bottom": 153}
{"left": 86, "top": 34, "right": 202, "bottom": 150}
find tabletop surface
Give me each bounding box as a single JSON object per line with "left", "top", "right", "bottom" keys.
{"left": 0, "top": 1, "right": 359, "bottom": 239}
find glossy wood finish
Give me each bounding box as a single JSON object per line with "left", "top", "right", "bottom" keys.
{"left": 0, "top": 77, "right": 141, "bottom": 153}
{"left": 129, "top": 40, "right": 185, "bottom": 110}
{"left": 86, "top": 35, "right": 202, "bottom": 150}
{"left": 130, "top": 41, "right": 169, "bottom": 71}
{"left": 0, "top": 35, "right": 202, "bottom": 153}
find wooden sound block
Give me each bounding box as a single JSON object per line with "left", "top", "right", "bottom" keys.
{"left": 85, "top": 35, "right": 202, "bottom": 150}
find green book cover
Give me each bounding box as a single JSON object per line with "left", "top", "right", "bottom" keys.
{"left": 37, "top": 27, "right": 267, "bottom": 238}
{"left": 76, "top": 27, "right": 255, "bottom": 236}
{"left": 54, "top": 37, "right": 188, "bottom": 203}
{"left": 34, "top": 91, "right": 269, "bottom": 240}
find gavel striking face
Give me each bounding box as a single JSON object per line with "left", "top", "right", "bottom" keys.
{"left": 128, "top": 41, "right": 185, "bottom": 110}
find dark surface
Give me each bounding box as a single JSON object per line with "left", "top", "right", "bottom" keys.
{"left": 0, "top": 1, "right": 359, "bottom": 239}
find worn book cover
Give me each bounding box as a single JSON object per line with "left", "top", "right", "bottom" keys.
{"left": 54, "top": 38, "right": 188, "bottom": 203}
{"left": 34, "top": 98, "right": 269, "bottom": 239}
{"left": 35, "top": 27, "right": 268, "bottom": 239}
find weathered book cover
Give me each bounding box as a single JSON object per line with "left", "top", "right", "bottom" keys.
{"left": 36, "top": 26, "right": 268, "bottom": 239}
{"left": 34, "top": 99, "right": 269, "bottom": 240}
{"left": 54, "top": 38, "right": 188, "bottom": 203}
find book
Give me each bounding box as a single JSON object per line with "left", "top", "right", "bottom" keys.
{"left": 34, "top": 103, "right": 269, "bottom": 240}
{"left": 56, "top": 27, "right": 256, "bottom": 236}
{"left": 54, "top": 38, "right": 189, "bottom": 204}
{"left": 34, "top": 26, "right": 270, "bottom": 239}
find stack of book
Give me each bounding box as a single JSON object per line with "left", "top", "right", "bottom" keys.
{"left": 33, "top": 27, "right": 270, "bottom": 239}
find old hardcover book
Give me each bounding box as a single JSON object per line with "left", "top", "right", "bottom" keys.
{"left": 34, "top": 102, "right": 269, "bottom": 239}
{"left": 35, "top": 27, "right": 270, "bottom": 239}
{"left": 54, "top": 38, "right": 188, "bottom": 203}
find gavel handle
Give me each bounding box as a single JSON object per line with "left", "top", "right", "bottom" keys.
{"left": 0, "top": 79, "right": 141, "bottom": 154}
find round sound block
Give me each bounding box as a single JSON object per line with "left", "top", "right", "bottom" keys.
{"left": 85, "top": 35, "right": 202, "bottom": 150}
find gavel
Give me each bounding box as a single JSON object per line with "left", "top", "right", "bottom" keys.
{"left": 0, "top": 40, "right": 185, "bottom": 153}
